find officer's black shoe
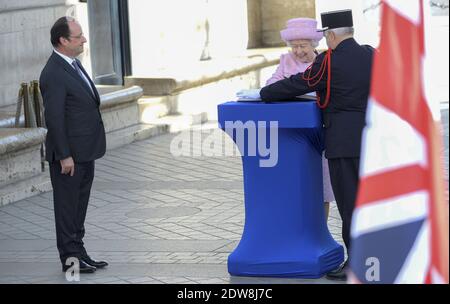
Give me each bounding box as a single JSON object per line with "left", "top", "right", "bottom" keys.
{"left": 62, "top": 259, "right": 96, "bottom": 273}
{"left": 326, "top": 261, "right": 348, "bottom": 281}
{"left": 81, "top": 256, "right": 108, "bottom": 269}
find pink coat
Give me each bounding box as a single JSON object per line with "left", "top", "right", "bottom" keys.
{"left": 266, "top": 52, "right": 313, "bottom": 85}
{"left": 266, "top": 52, "right": 335, "bottom": 203}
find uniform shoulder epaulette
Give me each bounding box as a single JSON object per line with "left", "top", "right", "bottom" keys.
{"left": 362, "top": 44, "right": 376, "bottom": 53}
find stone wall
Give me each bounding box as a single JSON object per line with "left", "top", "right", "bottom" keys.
{"left": 0, "top": 0, "right": 73, "bottom": 108}
{"left": 244, "top": 0, "right": 318, "bottom": 48}
{"left": 260, "top": 0, "right": 316, "bottom": 47}
{"left": 0, "top": 128, "right": 46, "bottom": 189}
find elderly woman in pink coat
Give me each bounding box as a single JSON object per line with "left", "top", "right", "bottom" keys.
{"left": 267, "top": 17, "right": 335, "bottom": 219}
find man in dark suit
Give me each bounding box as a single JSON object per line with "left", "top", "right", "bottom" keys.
{"left": 40, "top": 16, "right": 108, "bottom": 273}
{"left": 260, "top": 10, "right": 374, "bottom": 281}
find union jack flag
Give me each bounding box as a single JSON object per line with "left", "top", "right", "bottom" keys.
{"left": 349, "top": 0, "right": 449, "bottom": 284}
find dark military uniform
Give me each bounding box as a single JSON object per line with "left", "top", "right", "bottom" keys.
{"left": 260, "top": 37, "right": 374, "bottom": 252}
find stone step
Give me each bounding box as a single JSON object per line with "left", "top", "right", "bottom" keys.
{"left": 138, "top": 96, "right": 171, "bottom": 122}
{"left": 0, "top": 173, "right": 51, "bottom": 207}
{"left": 106, "top": 123, "right": 169, "bottom": 151}
{"left": 149, "top": 112, "right": 208, "bottom": 133}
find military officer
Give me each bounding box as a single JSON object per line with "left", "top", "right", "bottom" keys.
{"left": 260, "top": 9, "right": 375, "bottom": 281}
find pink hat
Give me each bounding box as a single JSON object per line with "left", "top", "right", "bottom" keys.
{"left": 280, "top": 18, "right": 323, "bottom": 42}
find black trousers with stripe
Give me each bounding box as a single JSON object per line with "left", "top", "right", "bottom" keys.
{"left": 328, "top": 157, "right": 360, "bottom": 254}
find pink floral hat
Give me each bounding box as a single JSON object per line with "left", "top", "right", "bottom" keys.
{"left": 280, "top": 17, "right": 323, "bottom": 42}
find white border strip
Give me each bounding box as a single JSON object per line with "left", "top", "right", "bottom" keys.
{"left": 351, "top": 190, "right": 428, "bottom": 239}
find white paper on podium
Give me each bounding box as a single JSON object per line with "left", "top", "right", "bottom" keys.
{"left": 296, "top": 92, "right": 316, "bottom": 100}
{"left": 236, "top": 91, "right": 317, "bottom": 102}
{"left": 236, "top": 97, "right": 262, "bottom": 102}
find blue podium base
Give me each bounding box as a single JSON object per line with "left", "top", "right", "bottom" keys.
{"left": 218, "top": 101, "right": 345, "bottom": 279}
{"left": 228, "top": 245, "right": 344, "bottom": 278}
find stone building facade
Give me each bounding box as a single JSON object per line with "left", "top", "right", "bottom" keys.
{"left": 0, "top": 0, "right": 448, "bottom": 206}
{"left": 1, "top": 0, "right": 449, "bottom": 109}
{"left": 0, "top": 0, "right": 316, "bottom": 108}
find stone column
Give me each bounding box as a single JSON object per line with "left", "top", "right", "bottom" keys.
{"left": 247, "top": 0, "right": 262, "bottom": 48}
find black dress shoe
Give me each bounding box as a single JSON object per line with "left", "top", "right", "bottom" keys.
{"left": 326, "top": 261, "right": 348, "bottom": 281}
{"left": 326, "top": 267, "right": 347, "bottom": 281}
{"left": 62, "top": 259, "right": 96, "bottom": 274}
{"left": 81, "top": 256, "right": 108, "bottom": 269}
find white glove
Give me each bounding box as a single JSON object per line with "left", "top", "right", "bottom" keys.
{"left": 236, "top": 89, "right": 261, "bottom": 99}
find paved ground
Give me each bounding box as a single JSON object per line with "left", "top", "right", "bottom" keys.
{"left": 0, "top": 104, "right": 447, "bottom": 285}
{"left": 0, "top": 122, "right": 345, "bottom": 284}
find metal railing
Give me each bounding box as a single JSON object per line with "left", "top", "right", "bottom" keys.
{"left": 14, "top": 81, "right": 46, "bottom": 171}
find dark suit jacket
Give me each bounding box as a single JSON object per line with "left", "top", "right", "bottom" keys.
{"left": 260, "top": 38, "right": 374, "bottom": 159}
{"left": 39, "top": 52, "right": 106, "bottom": 163}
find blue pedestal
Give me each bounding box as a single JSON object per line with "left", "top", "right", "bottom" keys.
{"left": 218, "top": 101, "right": 344, "bottom": 278}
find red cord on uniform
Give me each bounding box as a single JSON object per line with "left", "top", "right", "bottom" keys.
{"left": 302, "top": 49, "right": 332, "bottom": 109}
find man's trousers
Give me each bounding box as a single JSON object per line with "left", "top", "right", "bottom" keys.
{"left": 328, "top": 157, "right": 360, "bottom": 253}
{"left": 49, "top": 161, "right": 95, "bottom": 263}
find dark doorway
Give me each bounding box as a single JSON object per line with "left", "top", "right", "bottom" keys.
{"left": 87, "top": 0, "right": 131, "bottom": 85}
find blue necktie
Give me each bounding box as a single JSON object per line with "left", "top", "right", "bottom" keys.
{"left": 72, "top": 60, "right": 95, "bottom": 96}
